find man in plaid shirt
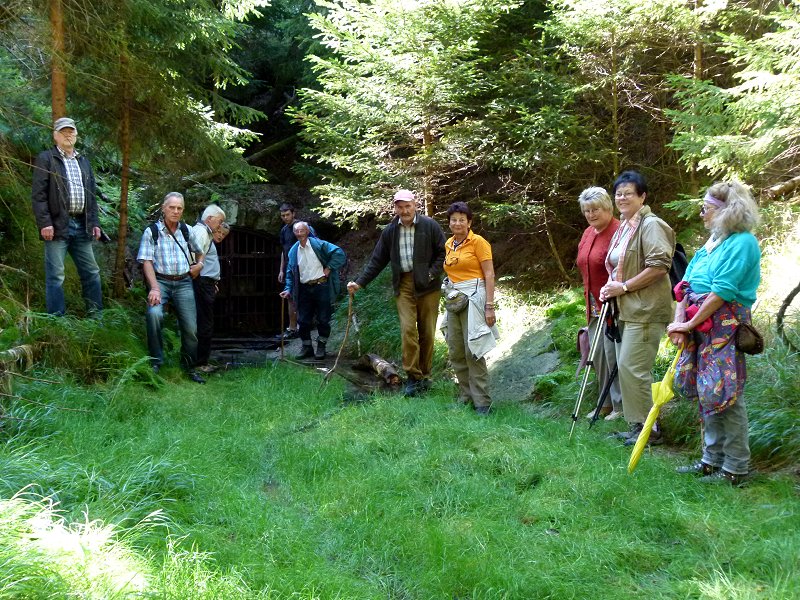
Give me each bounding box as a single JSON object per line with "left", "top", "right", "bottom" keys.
{"left": 31, "top": 117, "right": 103, "bottom": 315}
{"left": 348, "top": 190, "right": 446, "bottom": 397}
{"left": 137, "top": 192, "right": 206, "bottom": 383}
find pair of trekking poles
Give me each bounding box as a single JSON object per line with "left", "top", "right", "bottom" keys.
{"left": 569, "top": 299, "right": 619, "bottom": 440}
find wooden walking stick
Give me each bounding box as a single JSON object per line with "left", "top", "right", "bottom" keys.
{"left": 320, "top": 291, "right": 354, "bottom": 390}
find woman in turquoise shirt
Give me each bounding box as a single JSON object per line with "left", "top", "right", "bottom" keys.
{"left": 667, "top": 181, "right": 761, "bottom": 486}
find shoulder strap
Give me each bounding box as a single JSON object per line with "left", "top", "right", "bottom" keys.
{"left": 149, "top": 222, "right": 160, "bottom": 244}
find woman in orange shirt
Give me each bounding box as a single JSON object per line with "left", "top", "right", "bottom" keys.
{"left": 442, "top": 202, "right": 499, "bottom": 415}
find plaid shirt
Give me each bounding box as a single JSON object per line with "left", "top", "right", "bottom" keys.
{"left": 57, "top": 146, "right": 85, "bottom": 215}
{"left": 398, "top": 214, "right": 417, "bottom": 273}
{"left": 137, "top": 220, "right": 199, "bottom": 276}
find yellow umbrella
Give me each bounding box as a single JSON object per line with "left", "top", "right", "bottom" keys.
{"left": 628, "top": 344, "right": 684, "bottom": 474}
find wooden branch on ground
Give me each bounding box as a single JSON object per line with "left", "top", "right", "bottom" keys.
{"left": 765, "top": 176, "right": 800, "bottom": 200}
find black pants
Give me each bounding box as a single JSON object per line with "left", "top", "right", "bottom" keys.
{"left": 297, "top": 281, "right": 332, "bottom": 342}
{"left": 193, "top": 276, "right": 217, "bottom": 365}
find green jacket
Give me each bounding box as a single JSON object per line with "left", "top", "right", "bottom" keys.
{"left": 616, "top": 206, "right": 675, "bottom": 323}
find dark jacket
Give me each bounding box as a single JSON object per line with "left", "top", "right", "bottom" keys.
{"left": 31, "top": 146, "right": 100, "bottom": 240}
{"left": 355, "top": 214, "right": 446, "bottom": 297}
{"left": 284, "top": 237, "right": 347, "bottom": 305}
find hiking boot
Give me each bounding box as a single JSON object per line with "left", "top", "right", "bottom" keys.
{"left": 624, "top": 426, "right": 663, "bottom": 446}
{"left": 676, "top": 461, "right": 719, "bottom": 476}
{"left": 282, "top": 328, "right": 299, "bottom": 340}
{"left": 404, "top": 378, "right": 421, "bottom": 397}
{"left": 700, "top": 469, "right": 748, "bottom": 487}
{"left": 188, "top": 371, "right": 206, "bottom": 384}
{"left": 475, "top": 405, "right": 491, "bottom": 416}
{"left": 315, "top": 340, "right": 327, "bottom": 359}
{"left": 296, "top": 344, "right": 315, "bottom": 360}
{"left": 611, "top": 423, "right": 643, "bottom": 440}
{"left": 418, "top": 379, "right": 432, "bottom": 392}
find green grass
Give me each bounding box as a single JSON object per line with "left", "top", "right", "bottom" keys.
{"left": 2, "top": 363, "right": 799, "bottom": 599}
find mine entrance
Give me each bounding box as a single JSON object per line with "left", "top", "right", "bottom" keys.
{"left": 214, "top": 226, "right": 284, "bottom": 336}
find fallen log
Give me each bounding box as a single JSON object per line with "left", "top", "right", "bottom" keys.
{"left": 355, "top": 353, "right": 402, "bottom": 387}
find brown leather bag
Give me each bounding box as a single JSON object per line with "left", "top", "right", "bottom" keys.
{"left": 735, "top": 322, "right": 764, "bottom": 355}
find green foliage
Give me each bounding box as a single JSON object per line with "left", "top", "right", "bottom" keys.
{"left": 291, "top": 0, "right": 525, "bottom": 221}
{"left": 24, "top": 307, "right": 151, "bottom": 385}
{"left": 668, "top": 4, "right": 800, "bottom": 185}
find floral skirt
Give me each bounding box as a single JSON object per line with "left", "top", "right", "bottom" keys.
{"left": 674, "top": 291, "right": 749, "bottom": 416}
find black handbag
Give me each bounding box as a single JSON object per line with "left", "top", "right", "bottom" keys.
{"left": 735, "top": 322, "right": 764, "bottom": 355}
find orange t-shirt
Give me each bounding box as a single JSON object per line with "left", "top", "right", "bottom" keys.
{"left": 444, "top": 231, "right": 493, "bottom": 283}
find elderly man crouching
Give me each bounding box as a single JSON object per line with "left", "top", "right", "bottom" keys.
{"left": 280, "top": 222, "right": 346, "bottom": 360}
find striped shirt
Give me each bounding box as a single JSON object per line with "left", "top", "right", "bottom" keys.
{"left": 57, "top": 146, "right": 85, "bottom": 215}
{"left": 137, "top": 220, "right": 200, "bottom": 276}
{"left": 398, "top": 214, "right": 417, "bottom": 273}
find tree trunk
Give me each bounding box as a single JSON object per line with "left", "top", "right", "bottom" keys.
{"left": 422, "top": 125, "right": 433, "bottom": 216}
{"left": 610, "top": 31, "right": 620, "bottom": 176}
{"left": 113, "top": 50, "right": 131, "bottom": 298}
{"left": 689, "top": 2, "right": 703, "bottom": 196}
{"left": 49, "top": 0, "right": 67, "bottom": 119}
{"left": 543, "top": 210, "right": 571, "bottom": 282}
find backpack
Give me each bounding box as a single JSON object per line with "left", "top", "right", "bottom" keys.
{"left": 148, "top": 221, "right": 201, "bottom": 266}
{"left": 669, "top": 242, "right": 689, "bottom": 299}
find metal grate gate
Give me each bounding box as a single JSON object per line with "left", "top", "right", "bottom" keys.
{"left": 213, "top": 226, "right": 284, "bottom": 335}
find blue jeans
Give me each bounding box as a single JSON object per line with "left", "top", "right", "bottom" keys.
{"left": 44, "top": 217, "right": 102, "bottom": 315}
{"left": 145, "top": 277, "right": 198, "bottom": 369}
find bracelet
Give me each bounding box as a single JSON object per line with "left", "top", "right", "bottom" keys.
{"left": 484, "top": 304, "right": 495, "bottom": 309}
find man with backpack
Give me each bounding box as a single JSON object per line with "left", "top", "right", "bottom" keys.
{"left": 137, "top": 192, "right": 206, "bottom": 383}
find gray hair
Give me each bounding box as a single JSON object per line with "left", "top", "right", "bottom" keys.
{"left": 162, "top": 191, "right": 184, "bottom": 206}
{"left": 577, "top": 186, "right": 613, "bottom": 213}
{"left": 202, "top": 204, "right": 226, "bottom": 221}
{"left": 218, "top": 222, "right": 231, "bottom": 233}
{"left": 292, "top": 221, "right": 310, "bottom": 233}
{"left": 707, "top": 180, "right": 760, "bottom": 235}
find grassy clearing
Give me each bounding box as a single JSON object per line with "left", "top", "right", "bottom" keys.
{"left": 2, "top": 361, "right": 799, "bottom": 598}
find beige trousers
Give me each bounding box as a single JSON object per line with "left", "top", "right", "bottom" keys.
{"left": 614, "top": 320, "right": 666, "bottom": 425}
{"left": 396, "top": 273, "right": 440, "bottom": 381}
{"left": 445, "top": 307, "right": 491, "bottom": 408}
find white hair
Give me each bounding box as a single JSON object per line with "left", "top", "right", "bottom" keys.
{"left": 293, "top": 221, "right": 309, "bottom": 233}
{"left": 162, "top": 191, "right": 183, "bottom": 206}
{"left": 202, "top": 204, "right": 225, "bottom": 221}
{"left": 707, "top": 180, "right": 760, "bottom": 235}
{"left": 577, "top": 186, "right": 613, "bottom": 213}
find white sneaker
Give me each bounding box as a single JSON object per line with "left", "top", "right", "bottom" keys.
{"left": 605, "top": 410, "right": 624, "bottom": 421}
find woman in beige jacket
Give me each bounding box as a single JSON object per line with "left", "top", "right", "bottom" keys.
{"left": 599, "top": 171, "right": 675, "bottom": 445}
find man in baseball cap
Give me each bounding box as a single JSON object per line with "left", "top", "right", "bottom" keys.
{"left": 31, "top": 117, "right": 103, "bottom": 315}
{"left": 348, "top": 189, "right": 446, "bottom": 397}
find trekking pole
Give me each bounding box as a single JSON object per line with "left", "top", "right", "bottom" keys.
{"left": 319, "top": 291, "right": 354, "bottom": 390}
{"left": 280, "top": 295, "right": 286, "bottom": 362}
{"left": 569, "top": 300, "right": 609, "bottom": 440}
{"left": 589, "top": 365, "right": 618, "bottom": 429}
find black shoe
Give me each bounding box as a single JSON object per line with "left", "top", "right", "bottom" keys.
{"left": 296, "top": 344, "right": 315, "bottom": 360}
{"left": 283, "top": 328, "right": 299, "bottom": 340}
{"left": 676, "top": 461, "right": 719, "bottom": 476}
{"left": 152, "top": 364, "right": 160, "bottom": 375}
{"left": 418, "top": 379, "right": 432, "bottom": 392}
{"left": 475, "top": 405, "right": 491, "bottom": 416}
{"left": 700, "top": 469, "right": 748, "bottom": 487}
{"left": 404, "top": 378, "right": 421, "bottom": 397}
{"left": 188, "top": 371, "right": 206, "bottom": 384}
{"left": 315, "top": 341, "right": 327, "bottom": 359}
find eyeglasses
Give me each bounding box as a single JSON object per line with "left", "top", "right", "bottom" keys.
{"left": 614, "top": 192, "right": 638, "bottom": 200}
{"left": 700, "top": 204, "right": 716, "bottom": 216}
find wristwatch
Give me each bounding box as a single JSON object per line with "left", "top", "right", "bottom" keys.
{"left": 622, "top": 281, "right": 629, "bottom": 293}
